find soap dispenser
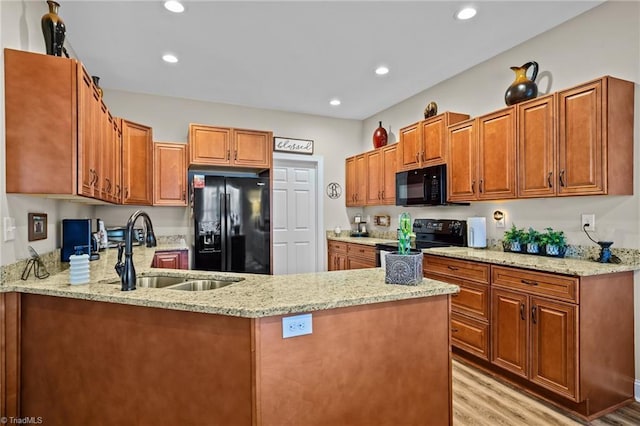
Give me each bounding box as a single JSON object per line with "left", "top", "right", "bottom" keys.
{"left": 69, "top": 245, "right": 90, "bottom": 285}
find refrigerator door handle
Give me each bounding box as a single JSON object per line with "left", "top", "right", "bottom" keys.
{"left": 224, "top": 193, "right": 232, "bottom": 271}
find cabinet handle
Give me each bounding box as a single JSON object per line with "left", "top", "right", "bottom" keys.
{"left": 183, "top": 190, "right": 186, "bottom": 200}
{"left": 447, "top": 265, "right": 459, "bottom": 271}
{"left": 381, "top": 190, "right": 384, "bottom": 199}
{"left": 471, "top": 180, "right": 476, "bottom": 194}
{"left": 452, "top": 328, "right": 459, "bottom": 333}
{"left": 531, "top": 305, "right": 537, "bottom": 324}
{"left": 479, "top": 179, "right": 484, "bottom": 193}
{"left": 520, "top": 303, "right": 525, "bottom": 321}
{"left": 451, "top": 293, "right": 459, "bottom": 298}
{"left": 547, "top": 172, "right": 553, "bottom": 188}
{"left": 227, "top": 150, "right": 230, "bottom": 160}
{"left": 93, "top": 172, "right": 99, "bottom": 188}
{"left": 106, "top": 178, "right": 111, "bottom": 193}
{"left": 559, "top": 169, "right": 566, "bottom": 187}
{"left": 521, "top": 279, "right": 539, "bottom": 286}
{"left": 116, "top": 185, "right": 121, "bottom": 197}
{"left": 234, "top": 151, "right": 238, "bottom": 160}
{"left": 124, "top": 187, "right": 129, "bottom": 199}
{"left": 416, "top": 152, "right": 419, "bottom": 163}
{"left": 421, "top": 151, "right": 425, "bottom": 162}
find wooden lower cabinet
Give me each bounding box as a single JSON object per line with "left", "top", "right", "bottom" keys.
{"left": 327, "top": 240, "right": 347, "bottom": 271}
{"left": 425, "top": 254, "right": 634, "bottom": 420}
{"left": 327, "top": 240, "right": 375, "bottom": 271}
{"left": 152, "top": 249, "right": 188, "bottom": 270}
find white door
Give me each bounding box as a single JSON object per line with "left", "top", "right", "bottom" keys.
{"left": 272, "top": 156, "right": 322, "bottom": 274}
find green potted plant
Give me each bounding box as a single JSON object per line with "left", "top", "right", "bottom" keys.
{"left": 524, "top": 227, "right": 542, "bottom": 254}
{"left": 540, "top": 227, "right": 567, "bottom": 257}
{"left": 385, "top": 212, "right": 423, "bottom": 285}
{"left": 503, "top": 224, "right": 526, "bottom": 252}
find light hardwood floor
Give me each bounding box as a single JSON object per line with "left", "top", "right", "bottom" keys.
{"left": 453, "top": 360, "right": 640, "bottom": 425}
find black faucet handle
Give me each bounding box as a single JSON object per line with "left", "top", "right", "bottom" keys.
{"left": 117, "top": 242, "right": 124, "bottom": 261}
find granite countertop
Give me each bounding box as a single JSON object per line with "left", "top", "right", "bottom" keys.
{"left": 424, "top": 246, "right": 640, "bottom": 276}
{"left": 327, "top": 235, "right": 397, "bottom": 246}
{"left": 1, "top": 244, "right": 458, "bottom": 318}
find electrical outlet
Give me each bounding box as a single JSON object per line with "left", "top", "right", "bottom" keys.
{"left": 282, "top": 313, "right": 313, "bottom": 338}
{"left": 581, "top": 214, "right": 595, "bottom": 231}
{"left": 495, "top": 217, "right": 505, "bottom": 228}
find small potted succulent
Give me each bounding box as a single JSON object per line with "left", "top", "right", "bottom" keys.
{"left": 524, "top": 227, "right": 542, "bottom": 254}
{"left": 503, "top": 224, "right": 526, "bottom": 252}
{"left": 540, "top": 227, "right": 567, "bottom": 257}
{"left": 385, "top": 212, "right": 423, "bottom": 285}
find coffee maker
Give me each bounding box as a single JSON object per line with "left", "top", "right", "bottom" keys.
{"left": 62, "top": 219, "right": 100, "bottom": 261}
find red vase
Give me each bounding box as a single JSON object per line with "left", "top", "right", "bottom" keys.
{"left": 373, "top": 121, "right": 388, "bottom": 148}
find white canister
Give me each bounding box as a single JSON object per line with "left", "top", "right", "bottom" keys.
{"left": 467, "top": 217, "right": 487, "bottom": 248}
{"left": 69, "top": 249, "right": 90, "bottom": 285}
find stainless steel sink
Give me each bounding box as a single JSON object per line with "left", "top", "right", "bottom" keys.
{"left": 166, "top": 279, "right": 239, "bottom": 291}
{"left": 135, "top": 275, "right": 188, "bottom": 288}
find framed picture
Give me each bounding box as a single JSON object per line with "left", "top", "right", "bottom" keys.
{"left": 28, "top": 213, "right": 48, "bottom": 241}
{"left": 274, "top": 137, "right": 314, "bottom": 155}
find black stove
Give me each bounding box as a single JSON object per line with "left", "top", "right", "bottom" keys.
{"left": 375, "top": 219, "right": 467, "bottom": 265}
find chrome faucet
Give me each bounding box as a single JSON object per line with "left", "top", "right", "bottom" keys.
{"left": 114, "top": 210, "right": 157, "bottom": 291}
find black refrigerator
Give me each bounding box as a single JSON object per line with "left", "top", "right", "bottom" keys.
{"left": 191, "top": 173, "right": 270, "bottom": 273}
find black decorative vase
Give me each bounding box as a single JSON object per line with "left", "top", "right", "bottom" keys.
{"left": 504, "top": 61, "right": 539, "bottom": 106}
{"left": 41, "top": 0, "right": 66, "bottom": 57}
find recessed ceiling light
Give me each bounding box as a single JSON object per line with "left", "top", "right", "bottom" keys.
{"left": 456, "top": 6, "right": 477, "bottom": 20}
{"left": 330, "top": 99, "right": 341, "bottom": 106}
{"left": 162, "top": 54, "right": 178, "bottom": 63}
{"left": 164, "top": 1, "right": 185, "bottom": 13}
{"left": 375, "top": 66, "right": 389, "bottom": 76}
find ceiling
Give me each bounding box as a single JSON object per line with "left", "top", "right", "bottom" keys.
{"left": 60, "top": 1, "right": 604, "bottom": 120}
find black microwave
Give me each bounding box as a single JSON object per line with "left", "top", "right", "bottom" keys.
{"left": 396, "top": 164, "right": 447, "bottom": 206}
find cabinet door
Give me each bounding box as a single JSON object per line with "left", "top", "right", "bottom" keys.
{"left": 365, "top": 149, "right": 383, "bottom": 205}
{"left": 477, "top": 107, "right": 516, "bottom": 200}
{"left": 381, "top": 144, "right": 397, "bottom": 204}
{"left": 111, "top": 118, "right": 123, "bottom": 203}
{"left": 447, "top": 119, "right": 476, "bottom": 201}
{"left": 154, "top": 142, "right": 187, "bottom": 206}
{"left": 354, "top": 154, "right": 366, "bottom": 206}
{"left": 98, "top": 100, "right": 112, "bottom": 202}
{"left": 233, "top": 129, "right": 272, "bottom": 169}
{"left": 121, "top": 119, "right": 153, "bottom": 205}
{"left": 491, "top": 288, "right": 528, "bottom": 378}
{"left": 346, "top": 257, "right": 375, "bottom": 270}
{"left": 153, "top": 250, "right": 188, "bottom": 269}
{"left": 399, "top": 122, "right": 421, "bottom": 170}
{"left": 518, "top": 95, "right": 556, "bottom": 198}
{"left": 345, "top": 157, "right": 357, "bottom": 207}
{"left": 189, "top": 125, "right": 231, "bottom": 166}
{"left": 557, "top": 80, "right": 604, "bottom": 195}
{"left": 530, "top": 297, "right": 578, "bottom": 401}
{"left": 422, "top": 115, "right": 447, "bottom": 165}
{"left": 78, "top": 67, "right": 98, "bottom": 198}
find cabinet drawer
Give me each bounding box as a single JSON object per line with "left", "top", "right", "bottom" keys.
{"left": 451, "top": 313, "right": 489, "bottom": 361}
{"left": 492, "top": 266, "right": 578, "bottom": 303}
{"left": 424, "top": 255, "right": 489, "bottom": 284}
{"left": 453, "top": 280, "right": 489, "bottom": 321}
{"left": 327, "top": 241, "right": 347, "bottom": 253}
{"left": 347, "top": 243, "right": 376, "bottom": 260}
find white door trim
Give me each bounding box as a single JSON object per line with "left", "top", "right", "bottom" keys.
{"left": 273, "top": 152, "right": 325, "bottom": 272}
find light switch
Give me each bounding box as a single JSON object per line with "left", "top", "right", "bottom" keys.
{"left": 4, "top": 217, "right": 16, "bottom": 241}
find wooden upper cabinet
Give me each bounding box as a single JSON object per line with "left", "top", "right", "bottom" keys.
{"left": 345, "top": 156, "right": 357, "bottom": 207}
{"left": 154, "top": 142, "right": 188, "bottom": 206}
{"left": 188, "top": 124, "right": 271, "bottom": 169}
{"left": 399, "top": 112, "right": 469, "bottom": 171}
{"left": 365, "top": 149, "right": 383, "bottom": 205}
{"left": 233, "top": 128, "right": 272, "bottom": 168}
{"left": 354, "top": 154, "right": 366, "bottom": 206}
{"left": 557, "top": 76, "right": 634, "bottom": 196}
{"left": 517, "top": 94, "right": 557, "bottom": 198}
{"left": 380, "top": 144, "right": 398, "bottom": 204}
{"left": 477, "top": 107, "right": 516, "bottom": 200}
{"left": 399, "top": 122, "right": 421, "bottom": 170}
{"left": 447, "top": 119, "right": 476, "bottom": 201}
{"left": 78, "top": 66, "right": 98, "bottom": 198}
{"left": 121, "top": 119, "right": 153, "bottom": 205}
{"left": 5, "top": 49, "right": 78, "bottom": 196}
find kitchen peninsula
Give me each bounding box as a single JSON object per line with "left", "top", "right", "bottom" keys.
{"left": 0, "top": 246, "right": 458, "bottom": 425}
